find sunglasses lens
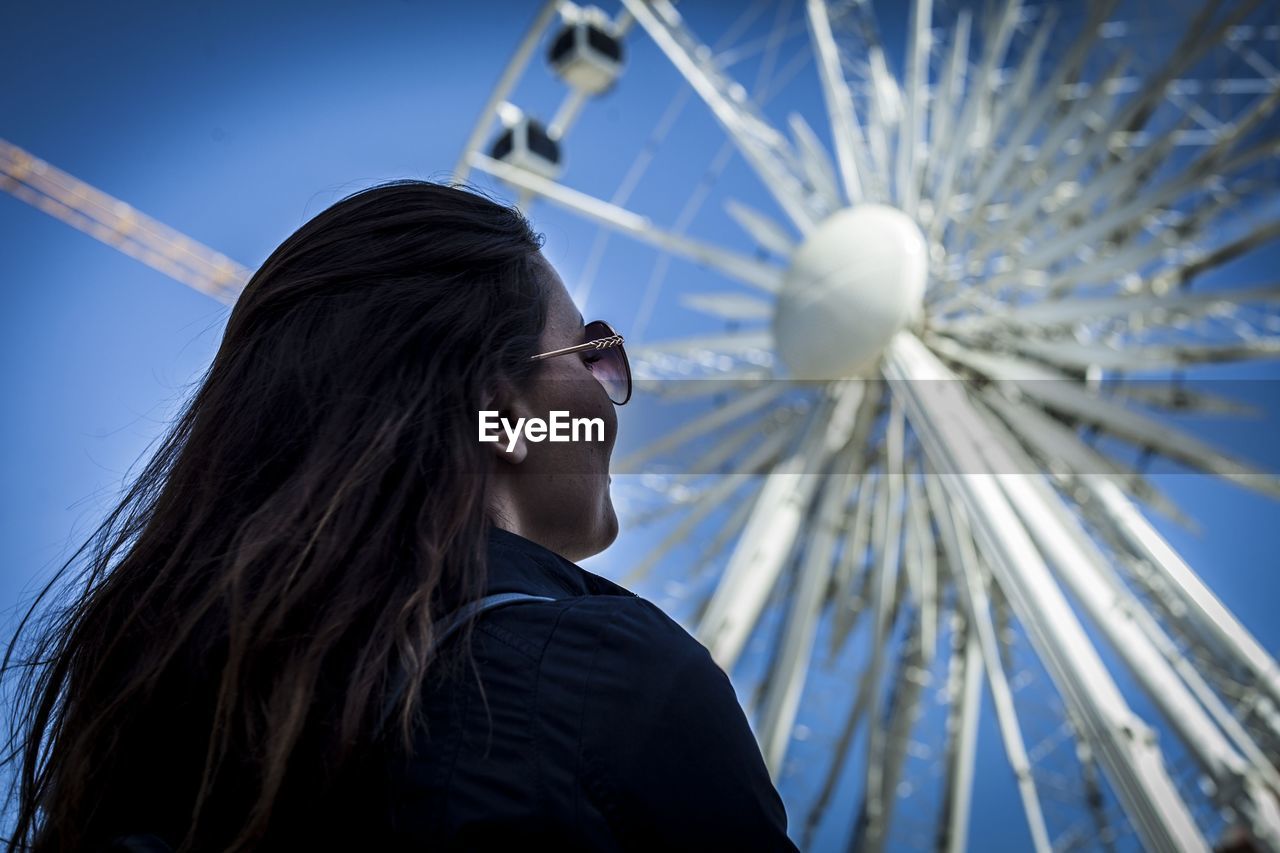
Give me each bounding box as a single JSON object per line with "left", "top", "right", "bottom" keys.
{"left": 585, "top": 321, "right": 631, "bottom": 405}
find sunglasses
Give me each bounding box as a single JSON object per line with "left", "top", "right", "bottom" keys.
{"left": 528, "top": 319, "right": 632, "bottom": 405}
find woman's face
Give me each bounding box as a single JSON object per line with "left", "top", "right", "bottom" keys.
{"left": 486, "top": 253, "right": 619, "bottom": 562}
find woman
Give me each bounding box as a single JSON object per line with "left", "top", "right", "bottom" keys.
{"left": 2, "top": 181, "right": 797, "bottom": 851}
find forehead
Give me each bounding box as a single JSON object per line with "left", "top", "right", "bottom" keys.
{"left": 534, "top": 255, "right": 584, "bottom": 328}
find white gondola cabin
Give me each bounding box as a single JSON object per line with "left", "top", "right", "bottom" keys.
{"left": 546, "top": 6, "right": 624, "bottom": 96}
{"left": 488, "top": 116, "right": 562, "bottom": 180}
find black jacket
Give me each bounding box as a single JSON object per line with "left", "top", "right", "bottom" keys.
{"left": 378, "top": 526, "right": 800, "bottom": 850}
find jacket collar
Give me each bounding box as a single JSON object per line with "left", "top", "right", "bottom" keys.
{"left": 485, "top": 525, "right": 636, "bottom": 600}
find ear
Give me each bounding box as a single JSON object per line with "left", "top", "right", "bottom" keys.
{"left": 483, "top": 378, "right": 532, "bottom": 466}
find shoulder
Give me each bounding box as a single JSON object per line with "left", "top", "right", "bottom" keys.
{"left": 561, "top": 599, "right": 798, "bottom": 849}
{"left": 510, "top": 594, "right": 725, "bottom": 739}
{"left": 477, "top": 592, "right": 697, "bottom": 664}
{"left": 537, "top": 596, "right": 750, "bottom": 763}
{"left": 543, "top": 594, "right": 708, "bottom": 679}
{"left": 563, "top": 595, "right": 739, "bottom": 739}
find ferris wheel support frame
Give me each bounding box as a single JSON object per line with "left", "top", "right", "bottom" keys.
{"left": 885, "top": 329, "right": 1207, "bottom": 853}
{"left": 964, "top": 372, "right": 1280, "bottom": 845}
{"left": 935, "top": 612, "right": 985, "bottom": 853}
{"left": 452, "top": 1, "right": 562, "bottom": 181}
{"left": 1082, "top": 477, "right": 1280, "bottom": 724}
{"left": 697, "top": 383, "right": 861, "bottom": 670}
{"left": 756, "top": 386, "right": 880, "bottom": 774}
{"left": 620, "top": 0, "right": 822, "bottom": 233}
{"left": 925, "top": 469, "right": 1054, "bottom": 853}
{"left": 804, "top": 0, "right": 871, "bottom": 204}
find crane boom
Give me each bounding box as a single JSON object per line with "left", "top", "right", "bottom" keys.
{"left": 1, "top": 139, "right": 249, "bottom": 304}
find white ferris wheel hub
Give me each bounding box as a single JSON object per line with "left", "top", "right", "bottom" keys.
{"left": 773, "top": 204, "right": 929, "bottom": 380}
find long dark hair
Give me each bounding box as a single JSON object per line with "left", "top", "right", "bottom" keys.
{"left": 1, "top": 180, "right": 549, "bottom": 851}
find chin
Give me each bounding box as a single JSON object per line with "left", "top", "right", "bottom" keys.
{"left": 590, "top": 503, "right": 620, "bottom": 557}
{"left": 602, "top": 510, "right": 619, "bottom": 548}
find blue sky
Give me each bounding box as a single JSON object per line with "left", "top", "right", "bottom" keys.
{"left": 3, "top": 1, "right": 1279, "bottom": 849}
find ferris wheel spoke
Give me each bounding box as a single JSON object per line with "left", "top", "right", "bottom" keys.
{"left": 905, "top": 463, "right": 939, "bottom": 663}
{"left": 926, "top": 334, "right": 1280, "bottom": 500}
{"left": 628, "top": 329, "right": 775, "bottom": 361}
{"left": 1073, "top": 731, "right": 1123, "bottom": 853}
{"left": 898, "top": 465, "right": 925, "bottom": 615}
{"left": 622, "top": 445, "right": 782, "bottom": 525}
{"left": 545, "top": 87, "right": 591, "bottom": 142}
{"left": 697, "top": 384, "right": 856, "bottom": 669}
{"left": 786, "top": 113, "right": 843, "bottom": 213}
{"left": 757, "top": 442, "right": 863, "bottom": 775}
{"left": 801, "top": 619, "right": 881, "bottom": 850}
{"left": 624, "top": 9, "right": 819, "bottom": 335}
{"left": 935, "top": 606, "right": 984, "bottom": 853}
{"left": 1012, "top": 93, "right": 1280, "bottom": 276}
{"left": 1030, "top": 200, "right": 1231, "bottom": 298}
{"left": 798, "top": 379, "right": 884, "bottom": 656}
{"left": 1228, "top": 34, "right": 1280, "bottom": 84}
{"left": 467, "top": 152, "right": 784, "bottom": 292}
{"left": 934, "top": 282, "right": 1280, "bottom": 337}
{"left": 803, "top": 0, "right": 876, "bottom": 204}
{"left": 955, "top": 4, "right": 1066, "bottom": 229}
{"left": 888, "top": 330, "right": 1208, "bottom": 851}
{"left": 631, "top": 369, "right": 775, "bottom": 401}
{"left": 571, "top": 1, "right": 791, "bottom": 308}
{"left": 723, "top": 199, "right": 797, "bottom": 258}
{"left": 620, "top": 461, "right": 769, "bottom": 587}
{"left": 825, "top": 476, "right": 876, "bottom": 662}
{"left": 951, "top": 53, "right": 1135, "bottom": 271}
{"left": 678, "top": 403, "right": 804, "bottom": 487}
{"left": 966, "top": 396, "right": 1280, "bottom": 845}
{"left": 836, "top": 0, "right": 901, "bottom": 189}
{"left": 1152, "top": 628, "right": 1280, "bottom": 799}
{"left": 1001, "top": 335, "right": 1280, "bottom": 373}
{"left": 826, "top": 415, "right": 888, "bottom": 661}
{"left": 923, "top": 473, "right": 1053, "bottom": 853}
{"left": 620, "top": 0, "right": 820, "bottom": 233}
{"left": 849, "top": 393, "right": 907, "bottom": 852}
{"left": 614, "top": 381, "right": 788, "bottom": 473}
{"left": 975, "top": 387, "right": 1194, "bottom": 529}
{"left": 927, "top": 0, "right": 1023, "bottom": 245}
{"left": 1078, "top": 477, "right": 1280, "bottom": 723}
{"left": 1029, "top": 131, "right": 1278, "bottom": 278}
{"left": 984, "top": 4, "right": 1057, "bottom": 151}
{"left": 893, "top": 0, "right": 932, "bottom": 218}
{"left": 1152, "top": 218, "right": 1280, "bottom": 293}
{"left": 676, "top": 403, "right": 802, "bottom": 482}
{"left": 1115, "top": 0, "right": 1261, "bottom": 139}
{"left": 692, "top": 480, "right": 765, "bottom": 577}
{"left": 972, "top": 77, "right": 1274, "bottom": 280}
{"left": 966, "top": 66, "right": 1145, "bottom": 260}
{"left": 661, "top": 290, "right": 771, "bottom": 331}
{"left": 852, "top": 608, "right": 927, "bottom": 853}
{"left": 921, "top": 8, "right": 970, "bottom": 208}
{"left": 627, "top": 466, "right": 773, "bottom": 598}
{"left": 1100, "top": 381, "right": 1262, "bottom": 419}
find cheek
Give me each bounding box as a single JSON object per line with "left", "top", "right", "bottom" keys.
{"left": 597, "top": 391, "right": 618, "bottom": 454}
{"left": 571, "top": 374, "right": 613, "bottom": 442}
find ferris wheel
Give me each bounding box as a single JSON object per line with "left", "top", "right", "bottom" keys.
{"left": 4, "top": 0, "right": 1280, "bottom": 850}
{"left": 450, "top": 1, "right": 1280, "bottom": 851}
